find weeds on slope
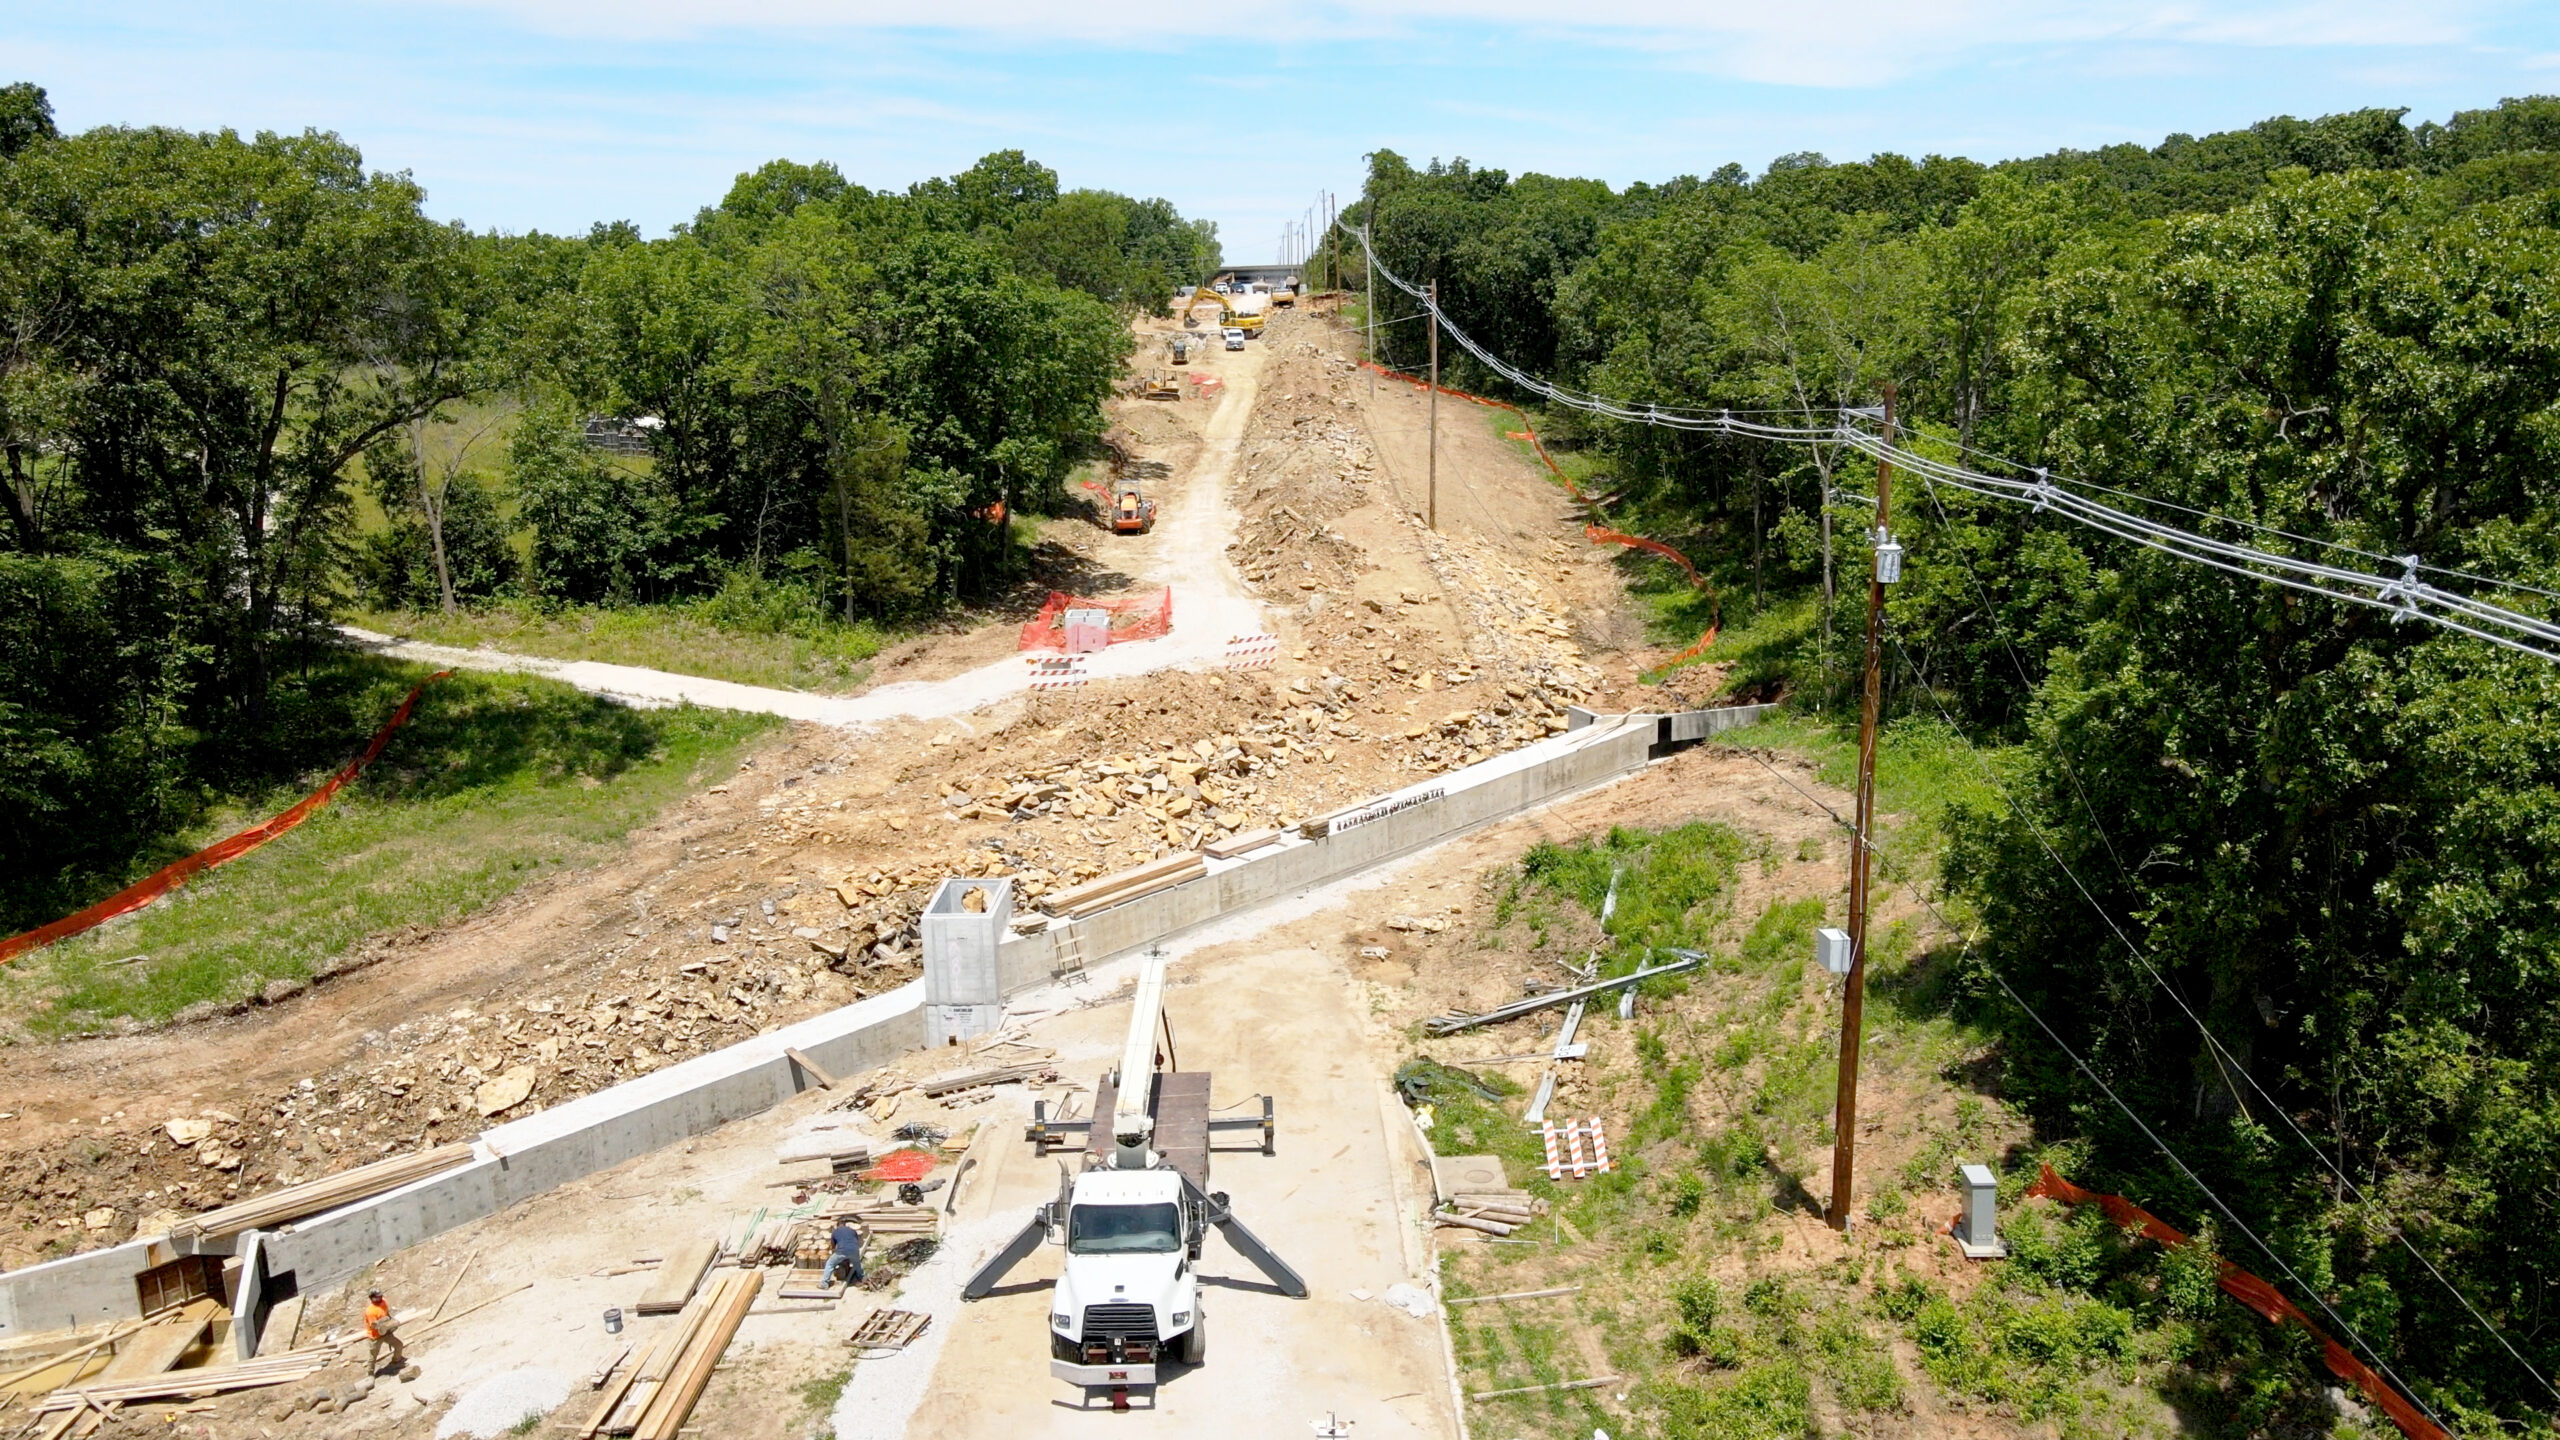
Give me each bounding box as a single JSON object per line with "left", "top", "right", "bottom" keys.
{"left": 1427, "top": 819, "right": 2364, "bottom": 1439}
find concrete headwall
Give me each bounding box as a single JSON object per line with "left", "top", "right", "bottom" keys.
{"left": 0, "top": 703, "right": 1769, "bottom": 1337}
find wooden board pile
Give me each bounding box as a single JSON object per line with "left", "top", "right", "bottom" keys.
{"left": 734, "top": 1216, "right": 811, "bottom": 1268}
{"left": 918, "top": 1053, "right": 1056, "bottom": 1098}
{"left": 816, "top": 1202, "right": 939, "bottom": 1238}
{"left": 579, "top": 1270, "right": 762, "bottom": 1439}
{"left": 171, "top": 1142, "right": 475, "bottom": 1241}
{"left": 1036, "top": 853, "right": 1206, "bottom": 919}
{"left": 28, "top": 1347, "right": 331, "bottom": 1421}
{"left": 1435, "top": 1189, "right": 1546, "bottom": 1237}
{"left": 634, "top": 1238, "right": 718, "bottom": 1316}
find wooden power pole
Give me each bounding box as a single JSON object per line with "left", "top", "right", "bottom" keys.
{"left": 1427, "top": 279, "right": 1440, "bottom": 531}
{"left": 1826, "top": 382, "right": 1896, "bottom": 1232}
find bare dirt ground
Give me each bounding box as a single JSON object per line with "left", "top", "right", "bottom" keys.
{"left": 0, "top": 303, "right": 2067, "bottom": 1440}
{"left": 0, "top": 307, "right": 1662, "bottom": 1277}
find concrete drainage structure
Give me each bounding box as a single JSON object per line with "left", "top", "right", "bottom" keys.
{"left": 0, "top": 704, "right": 1769, "bottom": 1343}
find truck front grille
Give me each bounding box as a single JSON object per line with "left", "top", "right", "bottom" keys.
{"left": 1083, "top": 1302, "right": 1158, "bottom": 1341}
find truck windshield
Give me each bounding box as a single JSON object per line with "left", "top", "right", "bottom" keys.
{"left": 1068, "top": 1202, "right": 1181, "bottom": 1254}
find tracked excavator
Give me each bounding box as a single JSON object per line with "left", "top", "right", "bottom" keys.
{"left": 1178, "top": 275, "right": 1265, "bottom": 336}
{"left": 962, "top": 951, "right": 1305, "bottom": 1407}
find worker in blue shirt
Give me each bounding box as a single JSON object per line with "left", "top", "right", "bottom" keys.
{"left": 824, "top": 1218, "right": 865, "bottom": 1289}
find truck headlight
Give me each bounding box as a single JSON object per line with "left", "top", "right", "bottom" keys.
{"left": 1170, "top": 1311, "right": 1191, "bottom": 1327}
{"left": 1052, "top": 1313, "right": 1072, "bottom": 1331}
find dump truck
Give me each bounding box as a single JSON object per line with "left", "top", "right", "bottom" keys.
{"left": 964, "top": 952, "right": 1304, "bottom": 1409}
{"left": 1110, "top": 483, "right": 1157, "bottom": 534}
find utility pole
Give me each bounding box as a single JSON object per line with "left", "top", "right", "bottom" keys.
{"left": 1826, "top": 382, "right": 1897, "bottom": 1232}
{"left": 1426, "top": 279, "right": 1440, "bottom": 532}
{"left": 1364, "top": 228, "right": 1375, "bottom": 401}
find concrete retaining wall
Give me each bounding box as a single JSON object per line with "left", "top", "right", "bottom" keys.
{"left": 0, "top": 704, "right": 1768, "bottom": 1338}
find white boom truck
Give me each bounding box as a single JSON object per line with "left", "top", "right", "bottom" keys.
{"left": 962, "top": 952, "right": 1305, "bottom": 1408}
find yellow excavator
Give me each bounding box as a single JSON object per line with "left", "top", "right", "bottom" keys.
{"left": 1178, "top": 276, "right": 1264, "bottom": 336}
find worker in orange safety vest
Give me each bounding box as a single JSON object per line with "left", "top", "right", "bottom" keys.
{"left": 364, "top": 1290, "right": 406, "bottom": 1374}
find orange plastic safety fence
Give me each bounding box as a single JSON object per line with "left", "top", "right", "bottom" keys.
{"left": 2027, "top": 1165, "right": 2445, "bottom": 1440}
{"left": 1585, "top": 526, "right": 1702, "bottom": 587}
{"left": 0, "top": 671, "right": 455, "bottom": 968}
{"left": 1018, "top": 587, "right": 1175, "bottom": 652}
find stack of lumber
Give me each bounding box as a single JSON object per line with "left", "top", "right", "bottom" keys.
{"left": 1035, "top": 853, "right": 1205, "bottom": 918}
{"left": 579, "top": 1271, "right": 762, "bottom": 1439}
{"left": 633, "top": 1238, "right": 719, "bottom": 1315}
{"left": 815, "top": 1202, "right": 939, "bottom": 1236}
{"left": 735, "top": 1217, "right": 809, "bottom": 1267}
{"left": 31, "top": 1346, "right": 331, "bottom": 1414}
{"left": 1436, "top": 1191, "right": 1543, "bottom": 1237}
{"left": 172, "top": 1142, "right": 475, "bottom": 1240}
{"left": 919, "top": 1055, "right": 1055, "bottom": 1097}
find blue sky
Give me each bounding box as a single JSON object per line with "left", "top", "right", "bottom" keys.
{"left": 9, "top": 1, "right": 2558, "bottom": 260}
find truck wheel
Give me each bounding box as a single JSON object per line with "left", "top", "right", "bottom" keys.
{"left": 1178, "top": 1311, "right": 1206, "bottom": 1365}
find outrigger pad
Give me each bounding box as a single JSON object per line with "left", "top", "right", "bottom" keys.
{"left": 962, "top": 1213, "right": 1051, "bottom": 1300}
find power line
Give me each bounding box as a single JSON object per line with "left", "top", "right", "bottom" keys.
{"left": 1352, "top": 224, "right": 2560, "bottom": 668}
{"left": 1345, "top": 222, "right": 2556, "bottom": 1410}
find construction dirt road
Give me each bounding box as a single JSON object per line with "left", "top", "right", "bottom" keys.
{"left": 0, "top": 304, "right": 1867, "bottom": 1440}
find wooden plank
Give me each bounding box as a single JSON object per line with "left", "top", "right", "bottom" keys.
{"left": 0, "top": 1322, "right": 148, "bottom": 1396}
{"left": 1447, "top": 1286, "right": 1582, "bottom": 1307}
{"left": 259, "top": 1295, "right": 306, "bottom": 1356}
{"left": 173, "top": 1143, "right": 473, "bottom": 1241}
{"left": 579, "top": 1331, "right": 662, "bottom": 1438}
{"left": 642, "top": 1270, "right": 761, "bottom": 1440}
{"left": 430, "top": 1249, "right": 479, "bottom": 1321}
{"left": 401, "top": 1282, "right": 533, "bottom": 1342}
{"left": 783, "top": 1048, "right": 836, "bottom": 1090}
{"left": 1037, "top": 853, "right": 1200, "bottom": 914}
{"left": 92, "top": 1302, "right": 215, "bottom": 1382}
{"left": 1056, "top": 858, "right": 1205, "bottom": 918}
{"left": 633, "top": 1239, "right": 718, "bottom": 1315}
{"left": 1202, "top": 828, "right": 1280, "bottom": 859}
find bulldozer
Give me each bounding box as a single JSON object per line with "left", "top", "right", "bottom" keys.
{"left": 1136, "top": 371, "right": 1181, "bottom": 402}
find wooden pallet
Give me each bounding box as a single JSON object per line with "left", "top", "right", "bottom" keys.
{"left": 848, "top": 1309, "right": 930, "bottom": 1352}
{"left": 1536, "top": 1117, "right": 1612, "bottom": 1180}
{"left": 776, "top": 1267, "right": 843, "bottom": 1301}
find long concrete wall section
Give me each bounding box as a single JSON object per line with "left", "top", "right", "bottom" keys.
{"left": 0, "top": 703, "right": 1770, "bottom": 1337}
{"left": 0, "top": 985, "right": 927, "bottom": 1337}
{"left": 992, "top": 708, "right": 1764, "bottom": 994}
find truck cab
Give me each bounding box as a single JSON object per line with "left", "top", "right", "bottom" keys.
{"left": 1223, "top": 327, "right": 1245, "bottom": 350}
{"left": 1050, "top": 1169, "right": 1201, "bottom": 1373}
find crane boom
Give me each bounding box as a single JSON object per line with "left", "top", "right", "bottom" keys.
{"left": 1111, "top": 951, "right": 1170, "bottom": 1164}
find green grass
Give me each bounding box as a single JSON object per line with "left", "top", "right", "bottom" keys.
{"left": 1481, "top": 407, "right": 1611, "bottom": 495}
{"left": 3, "top": 660, "right": 775, "bottom": 1037}
{"left": 1730, "top": 711, "right": 2013, "bottom": 846}
{"left": 351, "top": 594, "right": 891, "bottom": 694}
{"left": 798, "top": 1364, "right": 853, "bottom": 1419}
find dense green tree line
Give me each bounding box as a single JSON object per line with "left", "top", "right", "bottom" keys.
{"left": 0, "top": 82, "right": 1212, "bottom": 926}
{"left": 1354, "top": 98, "right": 2560, "bottom": 1424}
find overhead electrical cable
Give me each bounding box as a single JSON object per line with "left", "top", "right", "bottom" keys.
{"left": 1353, "top": 225, "right": 2560, "bottom": 667}
{"left": 1350, "top": 222, "right": 2556, "bottom": 1408}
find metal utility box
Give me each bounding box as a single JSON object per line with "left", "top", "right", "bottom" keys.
{"left": 1816, "top": 926, "right": 1854, "bottom": 976}
{"left": 1951, "top": 1162, "right": 2007, "bottom": 1258}
{"left": 1874, "top": 529, "right": 1905, "bottom": 584}
{"left": 923, "top": 877, "right": 1013, "bottom": 1045}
